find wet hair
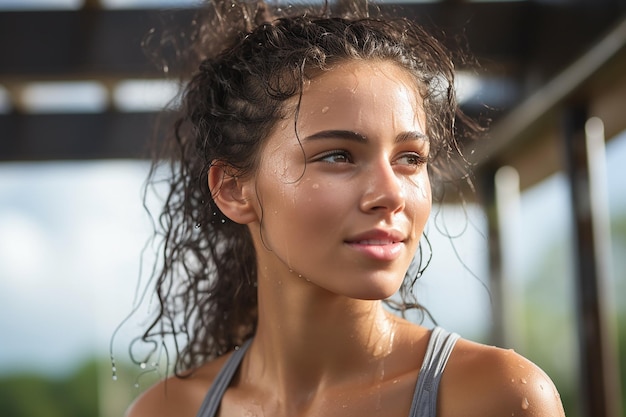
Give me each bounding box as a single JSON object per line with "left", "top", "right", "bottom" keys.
{"left": 136, "top": 0, "right": 482, "bottom": 374}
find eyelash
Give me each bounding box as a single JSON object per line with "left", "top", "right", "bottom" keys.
{"left": 395, "top": 152, "right": 428, "bottom": 167}
{"left": 315, "top": 150, "right": 352, "bottom": 164}
{"left": 313, "top": 150, "right": 428, "bottom": 166}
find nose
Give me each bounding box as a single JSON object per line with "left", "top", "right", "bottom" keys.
{"left": 359, "top": 160, "right": 405, "bottom": 214}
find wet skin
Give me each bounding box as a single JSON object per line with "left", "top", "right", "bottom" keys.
{"left": 126, "top": 60, "right": 566, "bottom": 417}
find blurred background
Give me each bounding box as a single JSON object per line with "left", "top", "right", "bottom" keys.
{"left": 0, "top": 0, "right": 624, "bottom": 416}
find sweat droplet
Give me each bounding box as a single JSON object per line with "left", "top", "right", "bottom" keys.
{"left": 521, "top": 398, "right": 529, "bottom": 410}
{"left": 321, "top": 106, "right": 329, "bottom": 114}
{"left": 520, "top": 378, "right": 527, "bottom": 384}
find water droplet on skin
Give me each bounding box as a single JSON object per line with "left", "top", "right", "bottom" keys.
{"left": 521, "top": 397, "right": 529, "bottom": 410}
{"left": 510, "top": 378, "right": 515, "bottom": 383}
{"left": 321, "top": 106, "right": 330, "bottom": 114}
{"left": 312, "top": 183, "right": 319, "bottom": 189}
{"left": 520, "top": 378, "right": 527, "bottom": 384}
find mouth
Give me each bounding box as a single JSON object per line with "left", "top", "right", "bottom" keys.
{"left": 351, "top": 239, "right": 400, "bottom": 245}
{"left": 345, "top": 230, "right": 406, "bottom": 261}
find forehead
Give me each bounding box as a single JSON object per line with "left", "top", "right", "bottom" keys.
{"left": 296, "top": 60, "right": 426, "bottom": 132}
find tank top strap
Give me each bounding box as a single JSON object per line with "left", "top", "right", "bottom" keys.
{"left": 408, "top": 327, "right": 460, "bottom": 417}
{"left": 195, "top": 338, "right": 253, "bottom": 417}
{"left": 196, "top": 329, "right": 458, "bottom": 417}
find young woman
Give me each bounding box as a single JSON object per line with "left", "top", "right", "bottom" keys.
{"left": 126, "top": 2, "right": 566, "bottom": 416}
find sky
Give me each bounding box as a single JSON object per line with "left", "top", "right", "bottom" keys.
{"left": 0, "top": 130, "right": 624, "bottom": 377}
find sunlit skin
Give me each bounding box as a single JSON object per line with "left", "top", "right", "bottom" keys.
{"left": 126, "top": 61, "right": 566, "bottom": 417}
{"left": 249, "top": 60, "right": 431, "bottom": 301}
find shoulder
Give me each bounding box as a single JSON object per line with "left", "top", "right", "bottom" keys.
{"left": 125, "top": 354, "right": 230, "bottom": 417}
{"left": 439, "top": 337, "right": 565, "bottom": 417}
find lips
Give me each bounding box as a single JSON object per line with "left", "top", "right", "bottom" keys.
{"left": 346, "top": 229, "right": 405, "bottom": 244}
{"left": 353, "top": 239, "right": 398, "bottom": 245}
{"left": 345, "top": 230, "right": 406, "bottom": 261}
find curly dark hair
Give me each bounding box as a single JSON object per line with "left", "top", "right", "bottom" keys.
{"left": 136, "top": 0, "right": 482, "bottom": 375}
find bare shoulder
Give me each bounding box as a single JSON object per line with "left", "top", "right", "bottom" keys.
{"left": 439, "top": 337, "right": 566, "bottom": 417}
{"left": 125, "top": 354, "right": 230, "bottom": 417}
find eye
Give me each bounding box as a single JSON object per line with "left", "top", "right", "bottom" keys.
{"left": 395, "top": 152, "right": 427, "bottom": 167}
{"left": 315, "top": 150, "right": 353, "bottom": 164}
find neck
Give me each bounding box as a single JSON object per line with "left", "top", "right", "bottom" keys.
{"left": 246, "top": 272, "right": 400, "bottom": 393}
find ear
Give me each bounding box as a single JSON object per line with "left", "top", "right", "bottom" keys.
{"left": 208, "top": 163, "right": 258, "bottom": 224}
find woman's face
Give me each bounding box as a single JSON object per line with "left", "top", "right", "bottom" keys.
{"left": 247, "top": 60, "right": 431, "bottom": 300}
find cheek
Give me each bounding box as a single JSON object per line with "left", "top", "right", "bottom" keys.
{"left": 416, "top": 173, "right": 432, "bottom": 201}
{"left": 288, "top": 179, "right": 341, "bottom": 222}
{"left": 257, "top": 174, "right": 335, "bottom": 226}
{"left": 406, "top": 174, "right": 432, "bottom": 221}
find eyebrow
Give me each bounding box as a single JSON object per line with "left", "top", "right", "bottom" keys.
{"left": 303, "top": 130, "right": 429, "bottom": 143}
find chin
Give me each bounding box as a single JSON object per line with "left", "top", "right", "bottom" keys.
{"left": 351, "top": 281, "right": 403, "bottom": 301}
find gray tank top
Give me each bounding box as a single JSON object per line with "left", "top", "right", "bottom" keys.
{"left": 195, "top": 327, "right": 459, "bottom": 417}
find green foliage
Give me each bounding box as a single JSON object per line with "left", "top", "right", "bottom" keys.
{"left": 0, "top": 361, "right": 99, "bottom": 417}
{"left": 0, "top": 358, "right": 146, "bottom": 417}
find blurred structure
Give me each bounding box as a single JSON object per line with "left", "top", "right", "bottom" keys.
{"left": 1, "top": 1, "right": 625, "bottom": 417}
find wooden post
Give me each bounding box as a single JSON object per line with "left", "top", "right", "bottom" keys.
{"left": 561, "top": 105, "right": 620, "bottom": 417}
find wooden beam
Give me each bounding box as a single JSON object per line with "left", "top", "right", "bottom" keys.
{"left": 472, "top": 17, "right": 626, "bottom": 174}
{"left": 0, "top": 112, "right": 164, "bottom": 161}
